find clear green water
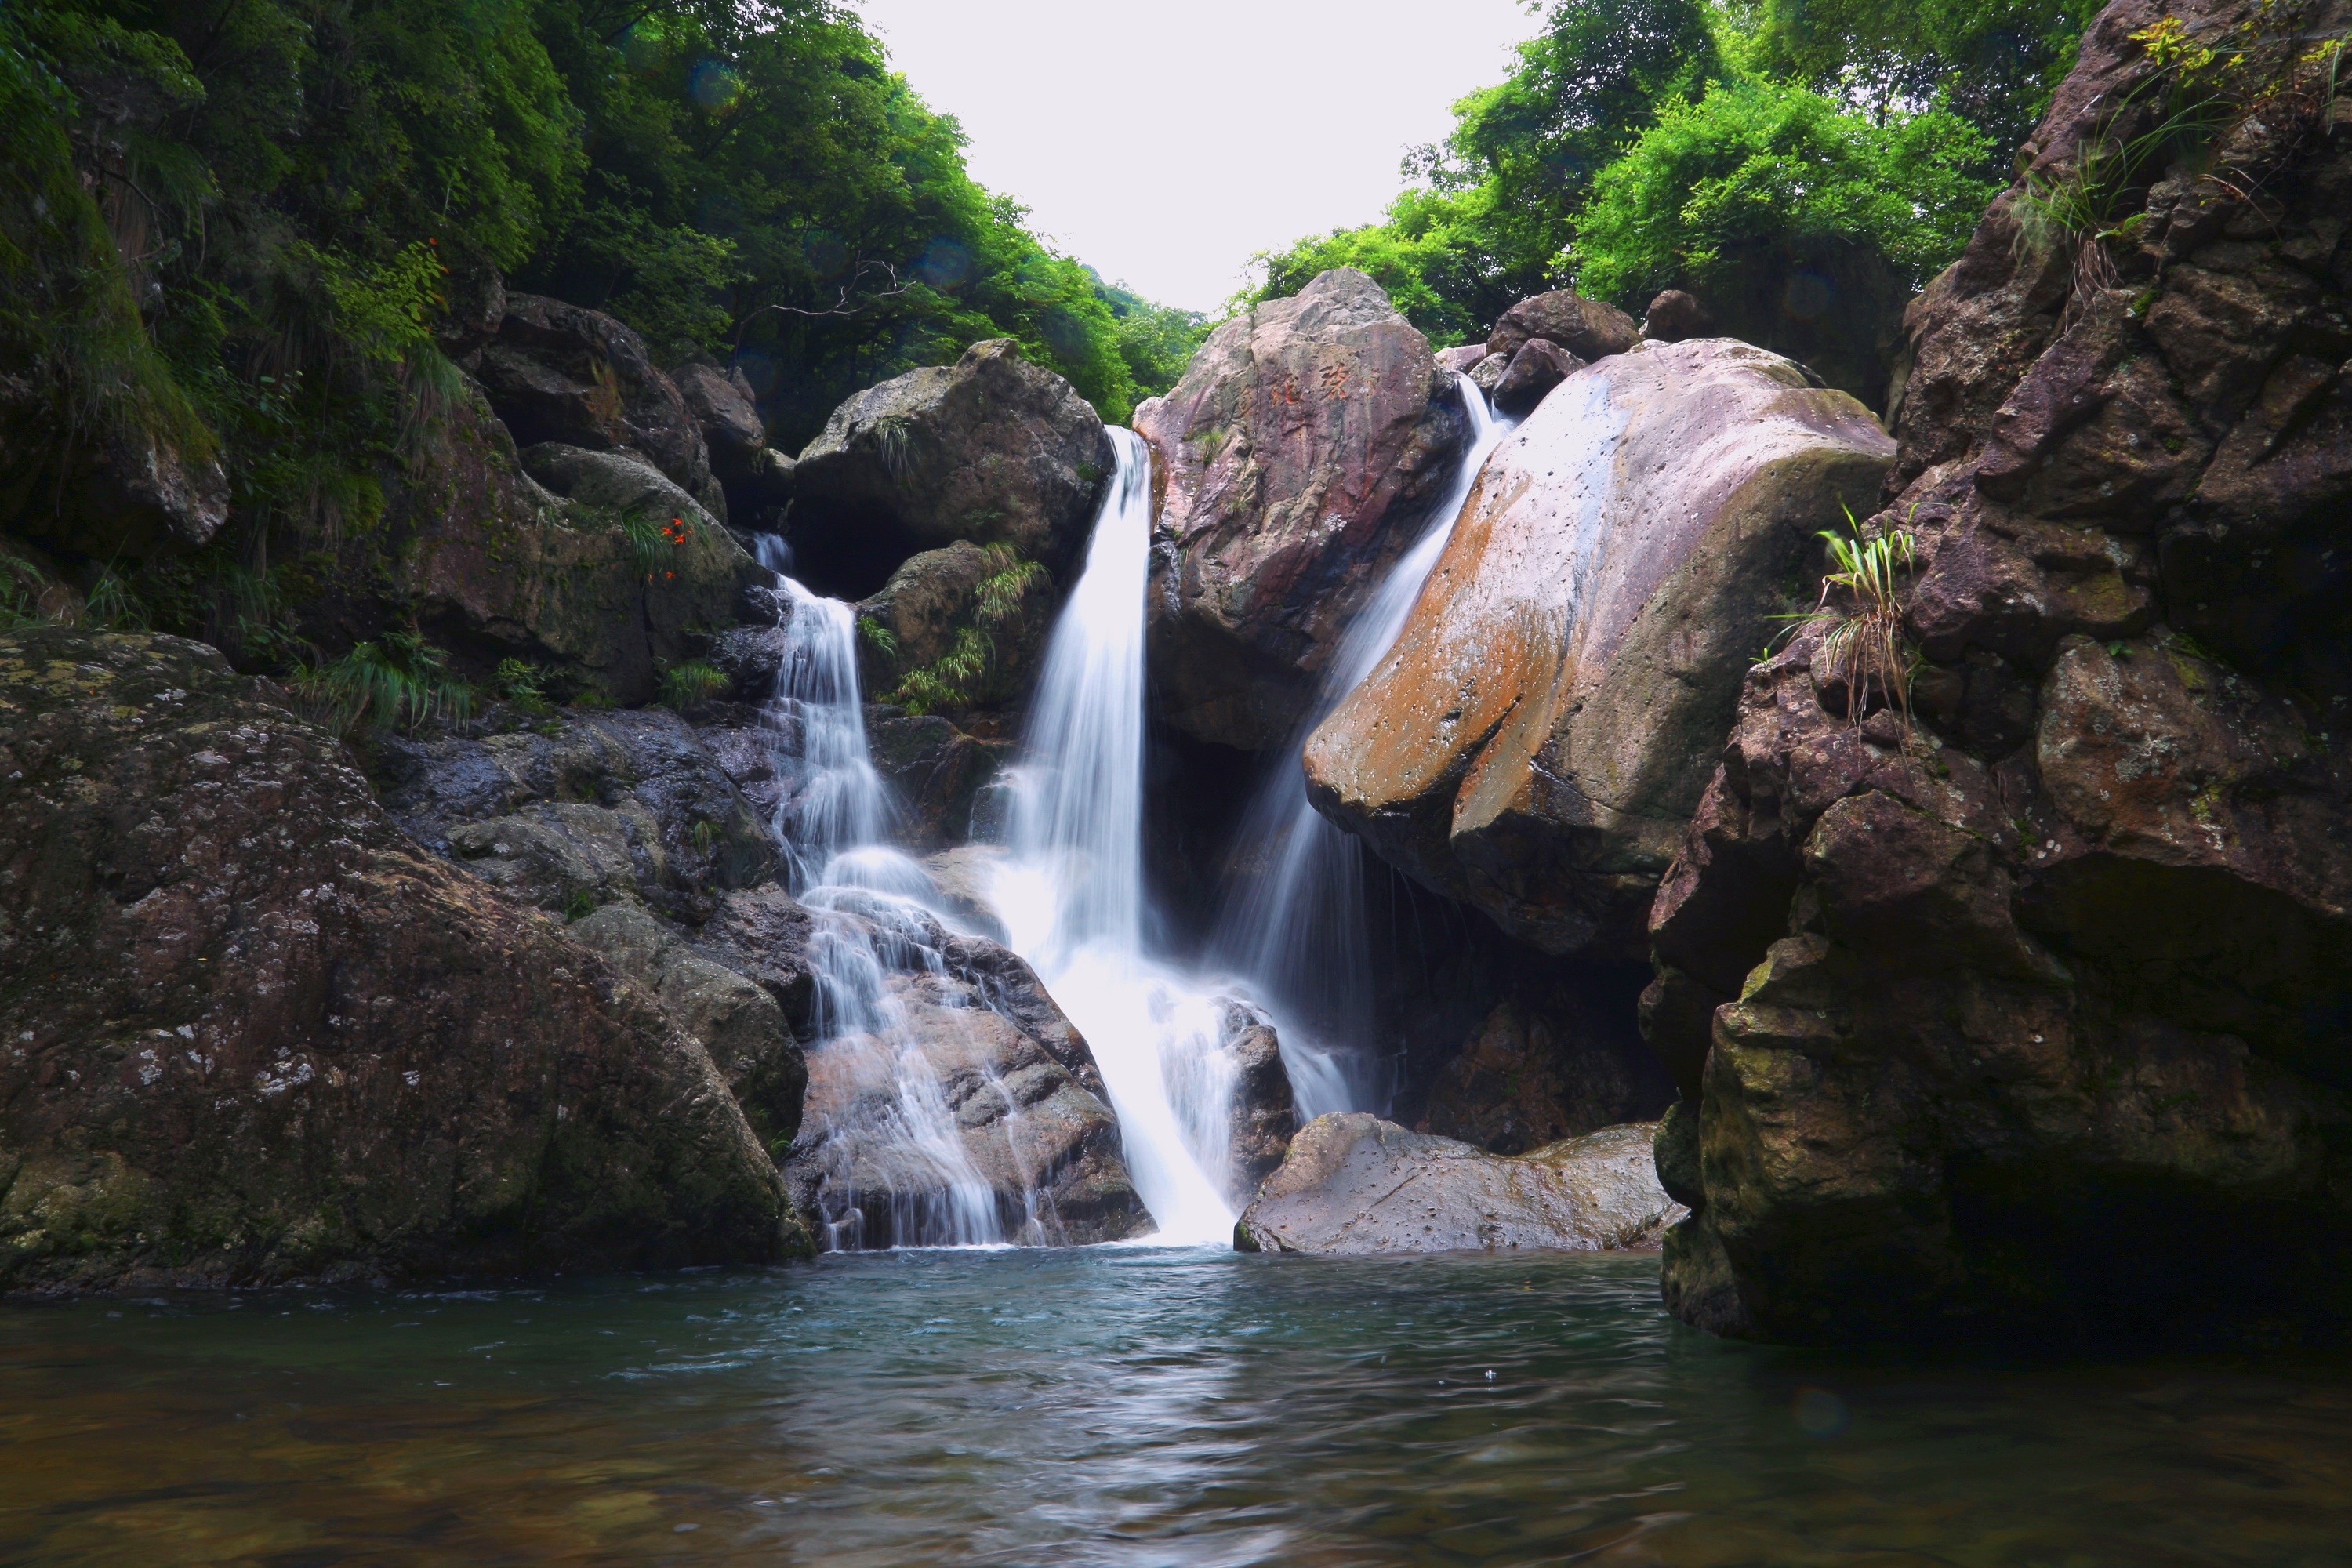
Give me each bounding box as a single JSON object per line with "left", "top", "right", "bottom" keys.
{"left": 4, "top": 1246, "right": 2350, "bottom": 1566}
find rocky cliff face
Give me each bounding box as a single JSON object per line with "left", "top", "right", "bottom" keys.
{"left": 1305, "top": 339, "right": 1893, "bottom": 956}
{"left": 0, "top": 631, "right": 808, "bottom": 1291}
{"left": 1135, "top": 269, "right": 1468, "bottom": 751}
{"left": 1650, "top": 0, "right": 2352, "bottom": 1344}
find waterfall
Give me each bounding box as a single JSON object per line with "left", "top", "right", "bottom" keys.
{"left": 989, "top": 430, "right": 1241, "bottom": 1243}
{"left": 1206, "top": 375, "right": 1514, "bottom": 1120}
{"left": 751, "top": 535, "right": 1007, "bottom": 1249}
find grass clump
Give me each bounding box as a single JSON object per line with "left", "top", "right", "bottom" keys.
{"left": 292, "top": 629, "right": 474, "bottom": 735}
{"left": 657, "top": 659, "right": 729, "bottom": 710}
{"left": 1803, "top": 512, "right": 1918, "bottom": 727}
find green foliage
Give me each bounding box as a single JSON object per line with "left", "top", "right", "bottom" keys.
{"left": 492, "top": 656, "right": 553, "bottom": 711}
{"left": 4, "top": 0, "right": 1195, "bottom": 686}
{"left": 1244, "top": 0, "right": 1722, "bottom": 337}
{"left": 1571, "top": 78, "right": 1997, "bottom": 307}
{"left": 2011, "top": 11, "right": 2345, "bottom": 316}
{"left": 619, "top": 506, "right": 702, "bottom": 580}
{"left": 857, "top": 615, "right": 899, "bottom": 659}
{"left": 1805, "top": 513, "right": 1918, "bottom": 725}
{"left": 656, "top": 659, "right": 729, "bottom": 710}
{"left": 1749, "top": 0, "right": 2102, "bottom": 162}
{"left": 1243, "top": 0, "right": 2082, "bottom": 365}
{"left": 0, "top": 554, "right": 56, "bottom": 629}
{"left": 292, "top": 629, "right": 475, "bottom": 734}
{"left": 1097, "top": 280, "right": 1211, "bottom": 397}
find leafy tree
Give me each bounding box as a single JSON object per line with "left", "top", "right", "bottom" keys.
{"left": 1748, "top": 0, "right": 2102, "bottom": 164}
{"left": 1243, "top": 0, "right": 1722, "bottom": 341}
{"left": 1573, "top": 78, "right": 1996, "bottom": 304}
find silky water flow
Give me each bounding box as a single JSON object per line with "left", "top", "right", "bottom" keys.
{"left": 1205, "top": 374, "right": 1513, "bottom": 1118}
{"left": 750, "top": 537, "right": 1008, "bottom": 1249}
{"left": 757, "top": 390, "right": 1506, "bottom": 1247}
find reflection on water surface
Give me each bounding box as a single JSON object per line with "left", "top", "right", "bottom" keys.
{"left": 5, "top": 1247, "right": 2350, "bottom": 1565}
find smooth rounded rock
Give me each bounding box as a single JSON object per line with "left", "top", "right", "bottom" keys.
{"left": 1234, "top": 1114, "right": 1682, "bottom": 1254}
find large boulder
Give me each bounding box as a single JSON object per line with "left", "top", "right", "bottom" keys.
{"left": 1485, "top": 289, "right": 1640, "bottom": 364}
{"left": 1233, "top": 1115, "right": 1682, "bottom": 1254}
{"left": 470, "top": 292, "right": 721, "bottom": 520}
{"left": 1134, "top": 268, "right": 1468, "bottom": 750}
{"left": 1218, "top": 999, "right": 1298, "bottom": 1204}
{"left": 566, "top": 903, "right": 804, "bottom": 1157}
{"left": 1649, "top": 0, "right": 2352, "bottom": 1346}
{"left": 1489, "top": 338, "right": 1585, "bottom": 416}
{"left": 789, "top": 339, "right": 1113, "bottom": 597}
{"left": 1304, "top": 338, "right": 1894, "bottom": 956}
{"left": 0, "top": 631, "right": 806, "bottom": 1292}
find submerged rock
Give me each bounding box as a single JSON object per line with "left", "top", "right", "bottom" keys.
{"left": 789, "top": 339, "right": 1112, "bottom": 597}
{"left": 1135, "top": 267, "right": 1468, "bottom": 751}
{"left": 1304, "top": 337, "right": 1894, "bottom": 956}
{"left": 1234, "top": 1115, "right": 1681, "bottom": 1254}
{"left": 1649, "top": 0, "right": 2352, "bottom": 1346}
{"left": 0, "top": 630, "right": 806, "bottom": 1292}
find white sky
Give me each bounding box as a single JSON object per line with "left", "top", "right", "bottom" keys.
{"left": 849, "top": 0, "right": 1545, "bottom": 314}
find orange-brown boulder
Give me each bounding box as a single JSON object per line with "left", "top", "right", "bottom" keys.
{"left": 1302, "top": 339, "right": 1893, "bottom": 954}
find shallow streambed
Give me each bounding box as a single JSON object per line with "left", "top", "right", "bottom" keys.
{"left": 5, "top": 1246, "right": 2350, "bottom": 1565}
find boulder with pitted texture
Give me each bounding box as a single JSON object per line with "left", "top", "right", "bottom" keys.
{"left": 0, "top": 630, "right": 807, "bottom": 1293}
{"left": 1304, "top": 339, "right": 1893, "bottom": 956}
{"left": 1134, "top": 268, "right": 1468, "bottom": 751}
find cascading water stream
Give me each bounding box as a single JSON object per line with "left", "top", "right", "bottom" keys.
{"left": 750, "top": 536, "right": 1004, "bottom": 1249}
{"left": 989, "top": 430, "right": 1240, "bottom": 1243}
{"left": 1207, "top": 375, "right": 1515, "bottom": 1118}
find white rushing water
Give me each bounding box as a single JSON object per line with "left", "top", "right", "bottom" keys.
{"left": 1207, "top": 375, "right": 1513, "bottom": 1120}
{"left": 988, "top": 430, "right": 1241, "bottom": 1243}
{"left": 751, "top": 536, "right": 1006, "bottom": 1249}
{"left": 757, "top": 381, "right": 1507, "bottom": 1248}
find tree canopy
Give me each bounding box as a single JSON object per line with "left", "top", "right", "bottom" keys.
{"left": 1241, "top": 0, "right": 2084, "bottom": 402}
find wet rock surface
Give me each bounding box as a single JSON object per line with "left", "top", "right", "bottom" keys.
{"left": 1305, "top": 338, "right": 1893, "bottom": 956}
{"left": 1651, "top": 0, "right": 2352, "bottom": 1345}
{"left": 375, "top": 706, "right": 777, "bottom": 926}
{"left": 789, "top": 339, "right": 1112, "bottom": 597}
{"left": 0, "top": 631, "right": 806, "bottom": 1292}
{"left": 765, "top": 891, "right": 1147, "bottom": 1247}
{"left": 1234, "top": 1115, "right": 1681, "bottom": 1254}
{"left": 1218, "top": 999, "right": 1298, "bottom": 1205}
{"left": 855, "top": 539, "right": 1058, "bottom": 725}
{"left": 1135, "top": 268, "right": 1468, "bottom": 751}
